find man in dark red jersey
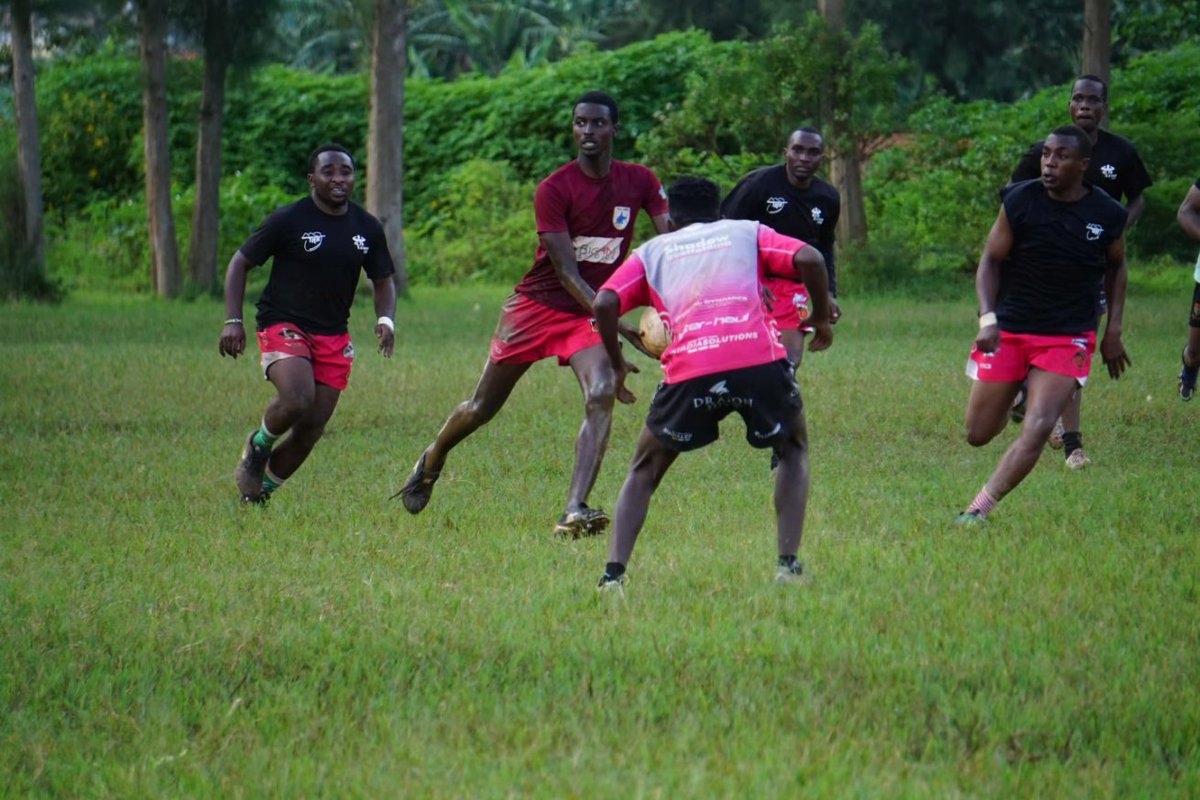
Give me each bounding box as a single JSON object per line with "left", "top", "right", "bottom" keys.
{"left": 219, "top": 143, "right": 397, "bottom": 505}
{"left": 397, "top": 91, "right": 670, "bottom": 537}
{"left": 957, "top": 126, "right": 1130, "bottom": 525}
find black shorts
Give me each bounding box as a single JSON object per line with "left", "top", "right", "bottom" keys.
{"left": 645, "top": 360, "right": 802, "bottom": 452}
{"left": 1190, "top": 282, "right": 1200, "bottom": 328}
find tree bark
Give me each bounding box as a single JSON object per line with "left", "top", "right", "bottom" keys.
{"left": 11, "top": 0, "right": 46, "bottom": 274}
{"left": 138, "top": 0, "right": 182, "bottom": 297}
{"left": 189, "top": 0, "right": 230, "bottom": 290}
{"left": 367, "top": 0, "right": 409, "bottom": 294}
{"left": 818, "top": 0, "right": 868, "bottom": 245}
{"left": 1082, "top": 0, "right": 1112, "bottom": 126}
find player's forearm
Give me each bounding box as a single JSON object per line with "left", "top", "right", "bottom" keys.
{"left": 1103, "top": 261, "right": 1128, "bottom": 336}
{"left": 372, "top": 277, "right": 397, "bottom": 321}
{"left": 1125, "top": 195, "right": 1146, "bottom": 229}
{"left": 593, "top": 290, "right": 624, "bottom": 369}
{"left": 796, "top": 247, "right": 830, "bottom": 322}
{"left": 223, "top": 252, "right": 250, "bottom": 320}
{"left": 1178, "top": 188, "right": 1200, "bottom": 240}
{"left": 975, "top": 257, "right": 1001, "bottom": 314}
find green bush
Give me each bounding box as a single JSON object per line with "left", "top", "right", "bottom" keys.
{"left": 406, "top": 159, "right": 536, "bottom": 285}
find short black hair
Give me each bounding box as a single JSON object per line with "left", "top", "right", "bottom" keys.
{"left": 792, "top": 126, "right": 823, "bottom": 139}
{"left": 1050, "top": 124, "right": 1093, "bottom": 160}
{"left": 1074, "top": 74, "right": 1108, "bottom": 101}
{"left": 574, "top": 91, "right": 619, "bottom": 125}
{"left": 307, "top": 143, "right": 354, "bottom": 174}
{"left": 668, "top": 176, "right": 721, "bottom": 225}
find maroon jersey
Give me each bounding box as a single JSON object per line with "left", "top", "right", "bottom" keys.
{"left": 514, "top": 160, "right": 668, "bottom": 315}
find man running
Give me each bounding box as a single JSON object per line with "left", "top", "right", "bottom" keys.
{"left": 721, "top": 127, "right": 841, "bottom": 367}
{"left": 1176, "top": 177, "right": 1200, "bottom": 400}
{"left": 1009, "top": 75, "right": 1152, "bottom": 468}
{"left": 591, "top": 177, "right": 833, "bottom": 591}
{"left": 396, "top": 91, "right": 670, "bottom": 537}
{"left": 957, "top": 126, "right": 1130, "bottom": 524}
{"left": 220, "top": 143, "right": 397, "bottom": 505}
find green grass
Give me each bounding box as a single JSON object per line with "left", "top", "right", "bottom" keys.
{"left": 2, "top": 281, "right": 1199, "bottom": 797}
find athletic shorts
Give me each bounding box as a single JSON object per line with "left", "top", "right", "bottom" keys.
{"left": 489, "top": 293, "right": 601, "bottom": 366}
{"left": 257, "top": 323, "right": 354, "bottom": 391}
{"left": 645, "top": 359, "right": 802, "bottom": 452}
{"left": 1190, "top": 282, "right": 1200, "bottom": 328}
{"left": 765, "top": 278, "right": 813, "bottom": 332}
{"left": 966, "top": 330, "right": 1095, "bottom": 386}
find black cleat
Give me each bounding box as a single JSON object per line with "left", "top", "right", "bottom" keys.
{"left": 394, "top": 453, "right": 441, "bottom": 514}
{"left": 234, "top": 431, "right": 271, "bottom": 500}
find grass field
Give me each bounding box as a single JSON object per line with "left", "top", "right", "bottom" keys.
{"left": 2, "top": 282, "right": 1199, "bottom": 797}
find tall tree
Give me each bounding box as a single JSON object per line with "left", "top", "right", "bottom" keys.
{"left": 819, "top": 0, "right": 867, "bottom": 245}
{"left": 1082, "top": 0, "right": 1112, "bottom": 90}
{"left": 137, "top": 0, "right": 181, "bottom": 297}
{"left": 10, "top": 0, "right": 47, "bottom": 279}
{"left": 185, "top": 0, "right": 282, "bottom": 290}
{"left": 367, "top": 0, "right": 409, "bottom": 292}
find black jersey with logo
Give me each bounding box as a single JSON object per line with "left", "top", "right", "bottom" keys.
{"left": 1011, "top": 128, "right": 1153, "bottom": 206}
{"left": 721, "top": 165, "right": 841, "bottom": 295}
{"left": 996, "top": 180, "right": 1127, "bottom": 334}
{"left": 240, "top": 196, "right": 395, "bottom": 335}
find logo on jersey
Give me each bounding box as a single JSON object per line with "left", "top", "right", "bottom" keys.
{"left": 352, "top": 235, "right": 369, "bottom": 253}
{"left": 709, "top": 380, "right": 730, "bottom": 396}
{"left": 573, "top": 236, "right": 622, "bottom": 264}
{"left": 613, "top": 206, "right": 632, "bottom": 230}
{"left": 1100, "top": 163, "right": 1117, "bottom": 180}
{"left": 811, "top": 207, "right": 824, "bottom": 225}
{"left": 301, "top": 232, "right": 326, "bottom": 252}
{"left": 765, "top": 196, "right": 788, "bottom": 214}
{"left": 1085, "top": 223, "right": 1104, "bottom": 241}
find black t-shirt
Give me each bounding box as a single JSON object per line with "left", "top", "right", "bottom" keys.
{"left": 721, "top": 165, "right": 841, "bottom": 295}
{"left": 996, "top": 179, "right": 1127, "bottom": 334}
{"left": 240, "top": 196, "right": 395, "bottom": 335}
{"left": 1010, "top": 128, "right": 1153, "bottom": 206}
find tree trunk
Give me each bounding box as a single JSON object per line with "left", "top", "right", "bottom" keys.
{"left": 818, "top": 0, "right": 868, "bottom": 245}
{"left": 1082, "top": 0, "right": 1112, "bottom": 126}
{"left": 189, "top": 0, "right": 230, "bottom": 290}
{"left": 367, "top": 0, "right": 409, "bottom": 294}
{"left": 11, "top": 0, "right": 46, "bottom": 275}
{"left": 138, "top": 0, "right": 182, "bottom": 297}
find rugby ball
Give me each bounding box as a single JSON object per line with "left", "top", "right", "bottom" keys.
{"left": 638, "top": 307, "right": 671, "bottom": 357}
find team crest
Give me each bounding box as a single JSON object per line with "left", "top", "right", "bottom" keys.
{"left": 1100, "top": 164, "right": 1117, "bottom": 180}
{"left": 352, "top": 234, "right": 369, "bottom": 253}
{"left": 301, "top": 231, "right": 326, "bottom": 252}
{"left": 1085, "top": 223, "right": 1104, "bottom": 241}
{"left": 766, "top": 196, "right": 788, "bottom": 214}
{"left": 811, "top": 207, "right": 824, "bottom": 225}
{"left": 613, "top": 206, "right": 631, "bottom": 230}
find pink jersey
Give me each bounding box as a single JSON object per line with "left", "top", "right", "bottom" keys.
{"left": 514, "top": 160, "right": 668, "bottom": 315}
{"left": 601, "top": 219, "right": 809, "bottom": 383}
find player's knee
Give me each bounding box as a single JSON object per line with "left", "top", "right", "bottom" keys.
{"left": 277, "top": 388, "right": 316, "bottom": 418}
{"left": 462, "top": 396, "right": 500, "bottom": 425}
{"left": 584, "top": 379, "right": 617, "bottom": 409}
{"left": 965, "top": 424, "right": 993, "bottom": 448}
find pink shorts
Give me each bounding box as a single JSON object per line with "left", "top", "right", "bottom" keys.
{"left": 966, "top": 330, "right": 1095, "bottom": 385}
{"left": 257, "top": 323, "right": 354, "bottom": 390}
{"left": 765, "top": 278, "right": 812, "bottom": 332}
{"left": 489, "top": 293, "right": 601, "bottom": 366}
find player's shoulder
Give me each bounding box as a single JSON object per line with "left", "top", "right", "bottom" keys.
{"left": 1095, "top": 127, "right": 1138, "bottom": 153}
{"left": 611, "top": 159, "right": 662, "bottom": 182}
{"left": 1084, "top": 184, "right": 1128, "bottom": 218}
{"left": 808, "top": 175, "right": 840, "bottom": 201}
{"left": 1002, "top": 177, "right": 1043, "bottom": 203}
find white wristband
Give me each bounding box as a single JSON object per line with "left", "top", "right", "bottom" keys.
{"left": 377, "top": 316, "right": 394, "bottom": 332}
{"left": 978, "top": 312, "right": 998, "bottom": 329}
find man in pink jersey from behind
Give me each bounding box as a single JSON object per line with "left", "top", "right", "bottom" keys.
{"left": 396, "top": 91, "right": 670, "bottom": 537}
{"left": 592, "top": 177, "right": 833, "bottom": 591}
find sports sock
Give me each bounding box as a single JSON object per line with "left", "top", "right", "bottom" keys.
{"left": 1062, "top": 431, "right": 1083, "bottom": 456}
{"left": 778, "top": 554, "right": 799, "bottom": 569}
{"left": 603, "top": 562, "right": 626, "bottom": 581}
{"left": 262, "top": 467, "right": 285, "bottom": 496}
{"left": 253, "top": 420, "right": 281, "bottom": 450}
{"left": 965, "top": 487, "right": 997, "bottom": 518}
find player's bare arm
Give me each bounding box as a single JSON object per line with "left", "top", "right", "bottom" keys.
{"left": 1125, "top": 193, "right": 1147, "bottom": 228}
{"left": 592, "top": 289, "right": 636, "bottom": 402}
{"left": 219, "top": 250, "right": 255, "bottom": 358}
{"left": 792, "top": 245, "right": 834, "bottom": 352}
{"left": 973, "top": 208, "right": 1013, "bottom": 354}
{"left": 1178, "top": 185, "right": 1200, "bottom": 240}
{"left": 1100, "top": 236, "right": 1131, "bottom": 379}
{"left": 372, "top": 276, "right": 397, "bottom": 358}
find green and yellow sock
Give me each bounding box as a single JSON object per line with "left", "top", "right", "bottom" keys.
{"left": 253, "top": 420, "right": 281, "bottom": 450}
{"left": 262, "top": 467, "right": 285, "bottom": 497}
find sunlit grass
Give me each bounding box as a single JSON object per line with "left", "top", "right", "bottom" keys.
{"left": 1, "top": 282, "right": 1198, "bottom": 797}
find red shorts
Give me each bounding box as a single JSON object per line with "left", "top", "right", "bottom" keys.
{"left": 966, "top": 330, "right": 1095, "bottom": 386}
{"left": 257, "top": 323, "right": 354, "bottom": 390}
{"left": 489, "top": 293, "right": 601, "bottom": 366}
{"left": 765, "top": 278, "right": 812, "bottom": 332}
